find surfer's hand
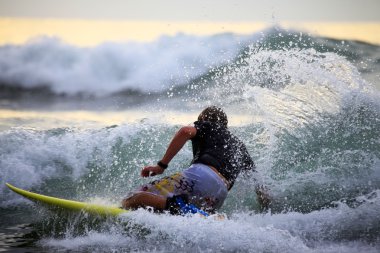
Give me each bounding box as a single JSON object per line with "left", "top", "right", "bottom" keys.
{"left": 255, "top": 185, "right": 271, "bottom": 210}
{"left": 141, "top": 165, "right": 164, "bottom": 177}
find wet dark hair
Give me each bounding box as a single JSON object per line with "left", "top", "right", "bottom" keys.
{"left": 198, "top": 106, "right": 228, "bottom": 127}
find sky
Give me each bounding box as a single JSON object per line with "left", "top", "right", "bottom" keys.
{"left": 1, "top": 0, "right": 379, "bottom": 21}
{"left": 0, "top": 0, "right": 380, "bottom": 45}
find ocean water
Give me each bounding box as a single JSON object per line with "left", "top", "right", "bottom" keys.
{"left": 0, "top": 28, "right": 380, "bottom": 253}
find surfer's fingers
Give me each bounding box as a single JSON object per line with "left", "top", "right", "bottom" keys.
{"left": 141, "top": 167, "right": 151, "bottom": 177}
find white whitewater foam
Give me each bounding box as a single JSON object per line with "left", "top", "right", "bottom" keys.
{"left": 40, "top": 197, "right": 380, "bottom": 253}
{"left": 0, "top": 33, "right": 252, "bottom": 96}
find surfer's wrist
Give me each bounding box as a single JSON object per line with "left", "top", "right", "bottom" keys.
{"left": 157, "top": 161, "right": 168, "bottom": 170}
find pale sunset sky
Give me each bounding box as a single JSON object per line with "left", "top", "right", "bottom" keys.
{"left": 0, "top": 0, "right": 380, "bottom": 46}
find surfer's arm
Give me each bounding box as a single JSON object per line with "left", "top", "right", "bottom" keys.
{"left": 161, "top": 126, "right": 196, "bottom": 165}
{"left": 141, "top": 126, "right": 196, "bottom": 177}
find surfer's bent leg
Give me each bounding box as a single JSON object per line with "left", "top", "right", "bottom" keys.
{"left": 121, "top": 172, "right": 184, "bottom": 211}
{"left": 121, "top": 164, "right": 227, "bottom": 213}
{"left": 121, "top": 192, "right": 166, "bottom": 210}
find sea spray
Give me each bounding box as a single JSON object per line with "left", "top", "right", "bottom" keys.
{"left": 0, "top": 33, "right": 252, "bottom": 96}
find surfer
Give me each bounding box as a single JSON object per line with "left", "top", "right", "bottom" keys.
{"left": 121, "top": 106, "right": 270, "bottom": 214}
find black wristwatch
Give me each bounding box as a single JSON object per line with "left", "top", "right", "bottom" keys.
{"left": 157, "top": 161, "right": 168, "bottom": 169}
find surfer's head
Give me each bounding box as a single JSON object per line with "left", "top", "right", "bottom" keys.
{"left": 198, "top": 106, "right": 228, "bottom": 127}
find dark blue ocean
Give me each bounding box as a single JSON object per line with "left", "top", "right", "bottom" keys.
{"left": 1, "top": 28, "right": 380, "bottom": 252}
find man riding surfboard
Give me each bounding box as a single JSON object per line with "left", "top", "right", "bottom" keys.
{"left": 122, "top": 106, "right": 270, "bottom": 214}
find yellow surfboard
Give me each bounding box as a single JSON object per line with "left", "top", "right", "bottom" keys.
{"left": 6, "top": 183, "right": 128, "bottom": 217}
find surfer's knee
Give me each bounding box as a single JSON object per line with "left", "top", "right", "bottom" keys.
{"left": 121, "top": 198, "right": 131, "bottom": 209}
{"left": 121, "top": 192, "right": 166, "bottom": 210}
{"left": 121, "top": 193, "right": 142, "bottom": 209}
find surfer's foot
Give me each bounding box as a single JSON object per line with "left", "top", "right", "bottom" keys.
{"left": 255, "top": 185, "right": 271, "bottom": 211}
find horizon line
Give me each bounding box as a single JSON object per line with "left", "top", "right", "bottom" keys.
{"left": 1, "top": 18, "right": 379, "bottom": 46}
